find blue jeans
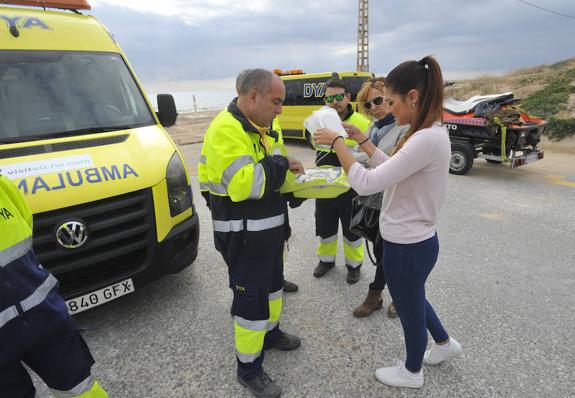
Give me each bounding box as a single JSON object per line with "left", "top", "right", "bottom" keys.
{"left": 383, "top": 234, "right": 449, "bottom": 372}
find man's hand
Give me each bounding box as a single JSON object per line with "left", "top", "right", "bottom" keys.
{"left": 287, "top": 157, "right": 304, "bottom": 175}
{"left": 342, "top": 123, "right": 367, "bottom": 143}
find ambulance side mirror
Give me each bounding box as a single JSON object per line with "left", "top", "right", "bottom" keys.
{"left": 156, "top": 94, "right": 178, "bottom": 127}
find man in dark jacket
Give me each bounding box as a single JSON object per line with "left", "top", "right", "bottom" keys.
{"left": 198, "top": 69, "right": 303, "bottom": 398}
{"left": 0, "top": 175, "right": 107, "bottom": 398}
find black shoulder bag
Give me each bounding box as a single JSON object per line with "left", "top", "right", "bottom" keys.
{"left": 350, "top": 192, "right": 382, "bottom": 243}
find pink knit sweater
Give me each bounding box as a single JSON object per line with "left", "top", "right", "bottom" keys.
{"left": 348, "top": 123, "right": 451, "bottom": 244}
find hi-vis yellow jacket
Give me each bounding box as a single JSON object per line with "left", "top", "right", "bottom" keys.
{"left": 199, "top": 100, "right": 289, "bottom": 260}
{"left": 0, "top": 175, "right": 68, "bottom": 365}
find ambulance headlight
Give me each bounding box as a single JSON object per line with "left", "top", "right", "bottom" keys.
{"left": 166, "top": 152, "right": 192, "bottom": 217}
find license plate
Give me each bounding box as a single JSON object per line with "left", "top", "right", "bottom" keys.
{"left": 66, "top": 278, "right": 134, "bottom": 315}
{"left": 524, "top": 152, "right": 540, "bottom": 164}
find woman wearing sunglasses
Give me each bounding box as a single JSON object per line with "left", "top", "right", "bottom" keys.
{"left": 314, "top": 56, "right": 462, "bottom": 389}
{"left": 352, "top": 77, "right": 409, "bottom": 320}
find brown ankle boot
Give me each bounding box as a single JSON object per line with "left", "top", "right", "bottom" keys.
{"left": 353, "top": 289, "right": 383, "bottom": 318}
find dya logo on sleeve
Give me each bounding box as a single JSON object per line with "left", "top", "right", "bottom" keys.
{"left": 0, "top": 207, "right": 15, "bottom": 222}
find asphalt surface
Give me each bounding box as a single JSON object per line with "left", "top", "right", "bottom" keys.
{"left": 35, "top": 142, "right": 574, "bottom": 397}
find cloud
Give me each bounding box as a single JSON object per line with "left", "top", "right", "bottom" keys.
{"left": 92, "top": 0, "right": 272, "bottom": 25}
{"left": 87, "top": 0, "right": 575, "bottom": 83}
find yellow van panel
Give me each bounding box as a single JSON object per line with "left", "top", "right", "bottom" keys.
{"left": 279, "top": 71, "right": 372, "bottom": 80}
{"left": 0, "top": 126, "right": 171, "bottom": 209}
{"left": 0, "top": 6, "right": 118, "bottom": 52}
{"left": 0, "top": 125, "right": 193, "bottom": 243}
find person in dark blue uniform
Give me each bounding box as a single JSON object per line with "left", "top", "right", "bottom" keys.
{"left": 0, "top": 174, "right": 107, "bottom": 398}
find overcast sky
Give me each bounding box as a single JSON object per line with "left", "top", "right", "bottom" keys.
{"left": 89, "top": 0, "right": 575, "bottom": 90}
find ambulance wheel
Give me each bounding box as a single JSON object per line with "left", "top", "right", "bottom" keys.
{"left": 305, "top": 130, "right": 315, "bottom": 149}
{"left": 450, "top": 142, "right": 474, "bottom": 175}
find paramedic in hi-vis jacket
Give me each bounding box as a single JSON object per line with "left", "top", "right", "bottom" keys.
{"left": 0, "top": 175, "right": 107, "bottom": 398}
{"left": 198, "top": 69, "right": 303, "bottom": 398}
{"left": 313, "top": 78, "right": 370, "bottom": 284}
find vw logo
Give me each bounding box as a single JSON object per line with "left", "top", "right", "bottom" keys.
{"left": 55, "top": 221, "right": 88, "bottom": 249}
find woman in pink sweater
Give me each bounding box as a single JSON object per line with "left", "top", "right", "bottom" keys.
{"left": 315, "top": 56, "right": 462, "bottom": 389}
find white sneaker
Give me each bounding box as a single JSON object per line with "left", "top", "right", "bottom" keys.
{"left": 374, "top": 360, "right": 424, "bottom": 389}
{"left": 423, "top": 337, "right": 463, "bottom": 365}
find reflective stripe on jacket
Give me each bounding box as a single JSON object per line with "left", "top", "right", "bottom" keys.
{"left": 199, "top": 100, "right": 289, "bottom": 259}
{"left": 0, "top": 176, "right": 69, "bottom": 365}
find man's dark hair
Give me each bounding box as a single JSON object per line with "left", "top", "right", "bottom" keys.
{"left": 325, "top": 78, "right": 349, "bottom": 93}
{"left": 237, "top": 68, "right": 275, "bottom": 95}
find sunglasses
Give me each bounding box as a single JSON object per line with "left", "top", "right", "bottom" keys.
{"left": 363, "top": 96, "right": 384, "bottom": 110}
{"left": 325, "top": 93, "right": 346, "bottom": 103}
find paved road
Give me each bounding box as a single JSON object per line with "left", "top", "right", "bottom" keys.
{"left": 36, "top": 143, "right": 574, "bottom": 397}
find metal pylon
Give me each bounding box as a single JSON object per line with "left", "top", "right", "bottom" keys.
{"left": 357, "top": 0, "right": 369, "bottom": 72}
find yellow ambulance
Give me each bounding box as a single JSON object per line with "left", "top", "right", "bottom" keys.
{"left": 275, "top": 70, "right": 374, "bottom": 146}
{"left": 0, "top": 1, "right": 199, "bottom": 314}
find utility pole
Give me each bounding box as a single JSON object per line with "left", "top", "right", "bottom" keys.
{"left": 356, "top": 0, "right": 369, "bottom": 72}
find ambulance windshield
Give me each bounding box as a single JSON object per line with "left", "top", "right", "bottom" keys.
{"left": 0, "top": 51, "right": 155, "bottom": 143}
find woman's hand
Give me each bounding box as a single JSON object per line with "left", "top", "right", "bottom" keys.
{"left": 342, "top": 123, "right": 367, "bottom": 143}
{"left": 314, "top": 128, "right": 340, "bottom": 146}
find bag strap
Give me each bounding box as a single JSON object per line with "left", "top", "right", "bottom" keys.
{"left": 365, "top": 239, "right": 378, "bottom": 265}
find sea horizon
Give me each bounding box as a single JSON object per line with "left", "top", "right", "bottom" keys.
{"left": 146, "top": 88, "right": 236, "bottom": 113}
{"left": 142, "top": 68, "right": 508, "bottom": 113}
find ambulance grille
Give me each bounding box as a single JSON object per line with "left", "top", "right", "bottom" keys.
{"left": 32, "top": 188, "right": 155, "bottom": 298}
{"left": 0, "top": 135, "right": 129, "bottom": 160}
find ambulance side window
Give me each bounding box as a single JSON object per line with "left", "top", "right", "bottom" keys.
{"left": 283, "top": 80, "right": 299, "bottom": 106}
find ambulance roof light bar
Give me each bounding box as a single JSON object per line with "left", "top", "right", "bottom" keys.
{"left": 0, "top": 0, "right": 91, "bottom": 10}
{"left": 273, "top": 69, "right": 305, "bottom": 76}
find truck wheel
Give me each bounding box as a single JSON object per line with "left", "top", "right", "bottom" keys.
{"left": 450, "top": 143, "right": 474, "bottom": 175}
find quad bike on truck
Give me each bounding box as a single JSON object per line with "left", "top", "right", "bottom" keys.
{"left": 443, "top": 92, "right": 547, "bottom": 175}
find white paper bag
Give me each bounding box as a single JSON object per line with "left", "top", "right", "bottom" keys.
{"left": 316, "top": 107, "right": 347, "bottom": 137}
{"left": 303, "top": 107, "right": 347, "bottom": 149}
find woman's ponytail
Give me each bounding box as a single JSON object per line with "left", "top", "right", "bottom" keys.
{"left": 387, "top": 55, "right": 444, "bottom": 154}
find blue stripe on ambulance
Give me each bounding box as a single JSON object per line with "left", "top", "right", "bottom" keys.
{"left": 17, "top": 164, "right": 139, "bottom": 195}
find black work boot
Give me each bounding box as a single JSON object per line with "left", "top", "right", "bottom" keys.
{"left": 270, "top": 331, "right": 301, "bottom": 351}
{"left": 283, "top": 278, "right": 299, "bottom": 293}
{"left": 313, "top": 261, "right": 334, "bottom": 278}
{"left": 346, "top": 268, "right": 361, "bottom": 284}
{"left": 238, "top": 371, "right": 281, "bottom": 398}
